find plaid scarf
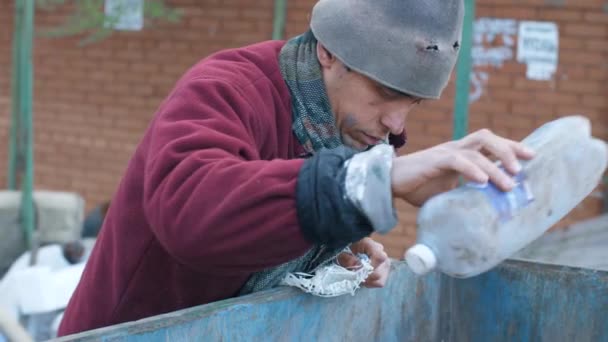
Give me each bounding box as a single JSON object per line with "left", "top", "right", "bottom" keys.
{"left": 280, "top": 30, "right": 342, "bottom": 153}
{"left": 239, "top": 32, "right": 348, "bottom": 295}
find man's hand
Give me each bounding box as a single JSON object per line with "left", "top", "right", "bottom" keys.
{"left": 337, "top": 237, "right": 391, "bottom": 288}
{"left": 392, "top": 129, "right": 535, "bottom": 205}
{"left": 399, "top": 175, "right": 460, "bottom": 207}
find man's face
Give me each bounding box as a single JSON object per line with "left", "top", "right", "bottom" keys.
{"left": 317, "top": 44, "right": 423, "bottom": 150}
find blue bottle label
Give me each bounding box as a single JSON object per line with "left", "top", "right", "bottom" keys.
{"left": 466, "top": 172, "right": 535, "bottom": 222}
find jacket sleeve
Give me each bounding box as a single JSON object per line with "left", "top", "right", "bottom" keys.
{"left": 295, "top": 146, "right": 375, "bottom": 247}
{"left": 142, "top": 77, "right": 312, "bottom": 276}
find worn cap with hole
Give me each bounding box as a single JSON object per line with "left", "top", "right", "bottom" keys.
{"left": 310, "top": 0, "right": 464, "bottom": 99}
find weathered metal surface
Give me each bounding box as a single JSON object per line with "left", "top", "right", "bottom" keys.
{"left": 0, "top": 207, "right": 26, "bottom": 277}
{"left": 441, "top": 260, "right": 608, "bottom": 342}
{"left": 54, "top": 260, "right": 608, "bottom": 342}
{"left": 54, "top": 262, "right": 442, "bottom": 342}
{"left": 515, "top": 214, "right": 608, "bottom": 271}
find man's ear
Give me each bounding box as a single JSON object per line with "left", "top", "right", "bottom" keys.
{"left": 317, "top": 42, "right": 336, "bottom": 68}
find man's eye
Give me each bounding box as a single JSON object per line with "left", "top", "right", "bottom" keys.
{"left": 403, "top": 94, "right": 423, "bottom": 105}
{"left": 381, "top": 86, "right": 423, "bottom": 104}
{"left": 382, "top": 88, "right": 399, "bottom": 98}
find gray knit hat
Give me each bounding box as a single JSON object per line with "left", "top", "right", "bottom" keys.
{"left": 310, "top": 0, "right": 464, "bottom": 99}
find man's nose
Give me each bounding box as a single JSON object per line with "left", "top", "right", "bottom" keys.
{"left": 380, "top": 110, "right": 408, "bottom": 135}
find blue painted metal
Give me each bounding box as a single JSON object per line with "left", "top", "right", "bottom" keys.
{"left": 56, "top": 262, "right": 442, "bottom": 342}
{"left": 515, "top": 214, "right": 608, "bottom": 271}
{"left": 441, "top": 260, "right": 608, "bottom": 342}
{"left": 55, "top": 260, "right": 608, "bottom": 341}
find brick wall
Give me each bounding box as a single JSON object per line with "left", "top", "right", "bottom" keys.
{"left": 0, "top": 0, "right": 606, "bottom": 258}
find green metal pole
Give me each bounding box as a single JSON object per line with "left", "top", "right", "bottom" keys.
{"left": 8, "top": 0, "right": 23, "bottom": 190}
{"left": 21, "top": 0, "right": 36, "bottom": 249}
{"left": 452, "top": 0, "right": 476, "bottom": 140}
{"left": 10, "top": 0, "right": 36, "bottom": 249}
{"left": 272, "top": 0, "right": 287, "bottom": 40}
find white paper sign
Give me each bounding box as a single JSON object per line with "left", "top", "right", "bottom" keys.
{"left": 105, "top": 0, "right": 144, "bottom": 31}
{"left": 517, "top": 21, "right": 559, "bottom": 80}
{"left": 526, "top": 62, "right": 556, "bottom": 81}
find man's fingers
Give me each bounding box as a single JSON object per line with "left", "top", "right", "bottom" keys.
{"left": 459, "top": 129, "right": 535, "bottom": 176}
{"left": 364, "top": 258, "right": 391, "bottom": 288}
{"left": 464, "top": 130, "right": 520, "bottom": 175}
{"left": 337, "top": 252, "right": 361, "bottom": 269}
{"left": 443, "top": 151, "right": 518, "bottom": 191}
{"left": 363, "top": 241, "right": 390, "bottom": 288}
{"left": 483, "top": 140, "right": 521, "bottom": 175}
{"left": 468, "top": 151, "right": 517, "bottom": 191}
{"left": 510, "top": 141, "right": 535, "bottom": 160}
{"left": 444, "top": 153, "right": 488, "bottom": 184}
{"left": 351, "top": 238, "right": 386, "bottom": 265}
{"left": 348, "top": 238, "right": 391, "bottom": 288}
{"left": 361, "top": 239, "right": 389, "bottom": 270}
{"left": 370, "top": 248, "right": 388, "bottom": 269}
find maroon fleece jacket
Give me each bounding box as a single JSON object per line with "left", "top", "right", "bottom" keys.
{"left": 58, "top": 40, "right": 315, "bottom": 335}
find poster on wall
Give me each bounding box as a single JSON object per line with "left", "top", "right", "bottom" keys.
{"left": 517, "top": 21, "right": 559, "bottom": 81}
{"left": 104, "top": 0, "right": 144, "bottom": 31}
{"left": 470, "top": 17, "right": 518, "bottom": 103}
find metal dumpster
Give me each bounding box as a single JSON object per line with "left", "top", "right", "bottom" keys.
{"left": 515, "top": 214, "right": 608, "bottom": 272}
{"left": 54, "top": 260, "right": 608, "bottom": 342}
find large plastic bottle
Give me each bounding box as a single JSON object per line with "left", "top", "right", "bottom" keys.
{"left": 404, "top": 116, "right": 608, "bottom": 278}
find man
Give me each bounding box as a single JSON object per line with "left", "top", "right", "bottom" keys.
{"left": 59, "top": 0, "right": 534, "bottom": 335}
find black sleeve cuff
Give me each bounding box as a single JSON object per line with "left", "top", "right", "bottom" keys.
{"left": 295, "top": 146, "right": 374, "bottom": 247}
